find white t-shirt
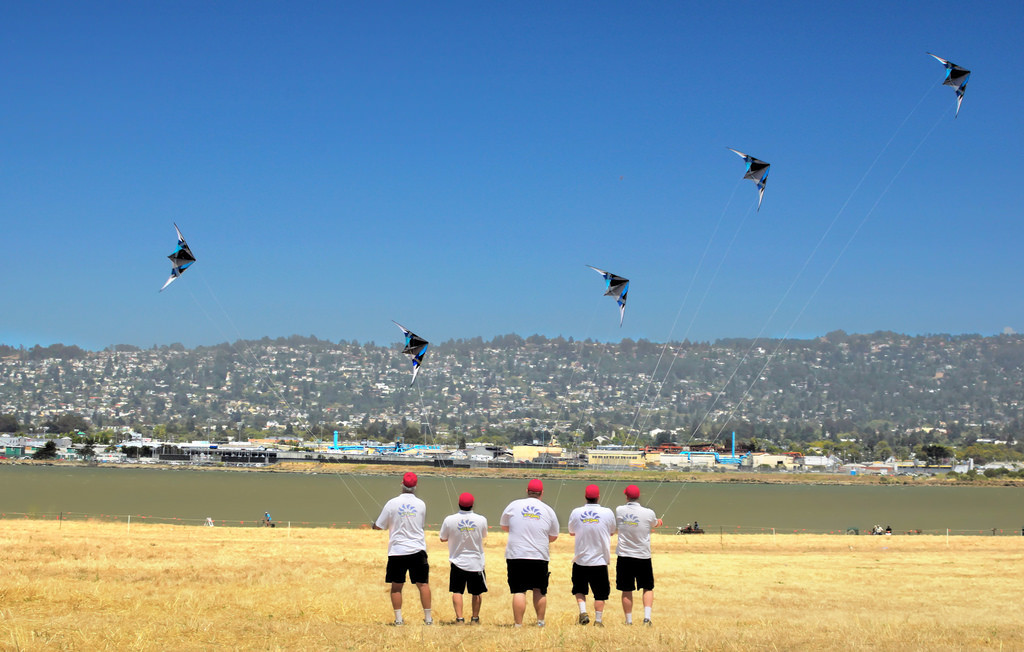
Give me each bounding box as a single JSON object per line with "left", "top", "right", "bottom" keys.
{"left": 439, "top": 510, "right": 488, "bottom": 572}
{"left": 500, "top": 497, "right": 559, "bottom": 561}
{"left": 374, "top": 492, "right": 427, "bottom": 556}
{"left": 615, "top": 501, "right": 659, "bottom": 559}
{"left": 568, "top": 503, "right": 616, "bottom": 566}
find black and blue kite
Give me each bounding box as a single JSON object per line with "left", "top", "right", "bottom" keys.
{"left": 393, "top": 321, "right": 429, "bottom": 384}
{"left": 728, "top": 148, "right": 770, "bottom": 212}
{"left": 928, "top": 53, "right": 970, "bottom": 118}
{"left": 161, "top": 223, "right": 196, "bottom": 292}
{"left": 587, "top": 265, "right": 629, "bottom": 327}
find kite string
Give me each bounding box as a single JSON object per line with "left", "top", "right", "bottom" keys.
{"left": 680, "top": 82, "right": 938, "bottom": 443}
{"left": 603, "top": 180, "right": 742, "bottom": 502}
{"left": 708, "top": 103, "right": 950, "bottom": 445}
{"left": 415, "top": 376, "right": 458, "bottom": 507}
{"left": 188, "top": 278, "right": 375, "bottom": 522}
{"left": 633, "top": 84, "right": 940, "bottom": 519}
{"left": 694, "top": 85, "right": 943, "bottom": 449}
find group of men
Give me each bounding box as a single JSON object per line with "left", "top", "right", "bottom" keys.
{"left": 372, "top": 472, "right": 662, "bottom": 627}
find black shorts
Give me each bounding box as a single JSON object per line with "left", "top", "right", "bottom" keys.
{"left": 571, "top": 563, "right": 610, "bottom": 601}
{"left": 385, "top": 550, "right": 429, "bottom": 584}
{"left": 506, "top": 559, "right": 549, "bottom": 595}
{"left": 616, "top": 556, "right": 654, "bottom": 591}
{"left": 449, "top": 564, "right": 488, "bottom": 595}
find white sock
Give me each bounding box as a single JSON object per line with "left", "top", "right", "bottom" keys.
{"left": 625, "top": 613, "right": 633, "bottom": 624}
{"left": 423, "top": 608, "right": 432, "bottom": 622}
{"left": 644, "top": 606, "right": 652, "bottom": 620}
{"left": 394, "top": 609, "right": 403, "bottom": 622}
{"left": 578, "top": 602, "right": 588, "bottom": 614}
{"left": 595, "top": 610, "right": 603, "bottom": 622}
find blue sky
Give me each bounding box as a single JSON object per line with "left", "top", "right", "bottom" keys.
{"left": 3, "top": 2, "right": 1022, "bottom": 350}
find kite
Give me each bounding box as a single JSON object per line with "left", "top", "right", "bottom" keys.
{"left": 160, "top": 223, "right": 196, "bottom": 292}
{"left": 392, "top": 321, "right": 429, "bottom": 384}
{"left": 728, "top": 148, "right": 770, "bottom": 211}
{"left": 927, "top": 53, "right": 970, "bottom": 118}
{"left": 587, "top": 265, "right": 629, "bottom": 326}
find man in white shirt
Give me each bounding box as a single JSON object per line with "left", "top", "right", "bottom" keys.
{"left": 499, "top": 478, "right": 559, "bottom": 627}
{"left": 614, "top": 484, "right": 662, "bottom": 626}
{"left": 373, "top": 471, "right": 432, "bottom": 625}
{"left": 568, "top": 484, "right": 616, "bottom": 626}
{"left": 439, "top": 492, "right": 488, "bottom": 624}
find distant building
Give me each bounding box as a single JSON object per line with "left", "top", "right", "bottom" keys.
{"left": 512, "top": 445, "right": 563, "bottom": 462}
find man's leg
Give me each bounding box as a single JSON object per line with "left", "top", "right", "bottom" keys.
{"left": 452, "top": 592, "right": 464, "bottom": 620}
{"left": 642, "top": 588, "right": 653, "bottom": 622}
{"left": 532, "top": 589, "right": 547, "bottom": 623}
{"left": 622, "top": 590, "right": 633, "bottom": 619}
{"left": 575, "top": 593, "right": 589, "bottom": 624}
{"left": 512, "top": 592, "right": 527, "bottom": 625}
{"left": 470, "top": 593, "right": 482, "bottom": 619}
{"left": 417, "top": 582, "right": 432, "bottom": 623}
{"left": 391, "top": 583, "right": 404, "bottom": 610}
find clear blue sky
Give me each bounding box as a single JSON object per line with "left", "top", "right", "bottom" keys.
{"left": 4, "top": 2, "right": 1022, "bottom": 350}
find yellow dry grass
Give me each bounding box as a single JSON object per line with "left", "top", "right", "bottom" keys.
{"left": 0, "top": 521, "right": 1021, "bottom": 651}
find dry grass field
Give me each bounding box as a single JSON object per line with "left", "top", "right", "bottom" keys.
{"left": 0, "top": 521, "right": 1021, "bottom": 651}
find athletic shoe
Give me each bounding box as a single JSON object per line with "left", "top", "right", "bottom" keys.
{"left": 643, "top": 618, "right": 652, "bottom": 626}
{"left": 578, "top": 613, "right": 590, "bottom": 625}
{"left": 537, "top": 620, "right": 545, "bottom": 627}
{"left": 594, "top": 621, "right": 604, "bottom": 627}
{"left": 424, "top": 619, "right": 433, "bottom": 626}
{"left": 455, "top": 618, "right": 465, "bottom": 624}
{"left": 470, "top": 617, "right": 480, "bottom": 625}
{"left": 391, "top": 620, "right": 404, "bottom": 626}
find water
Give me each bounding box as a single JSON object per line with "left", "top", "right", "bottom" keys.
{"left": 1, "top": 465, "right": 1020, "bottom": 534}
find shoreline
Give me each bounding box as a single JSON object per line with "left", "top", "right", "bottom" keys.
{"left": 5, "top": 458, "right": 1023, "bottom": 488}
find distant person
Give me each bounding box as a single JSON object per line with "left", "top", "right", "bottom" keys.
{"left": 263, "top": 512, "right": 273, "bottom": 527}
{"left": 615, "top": 484, "right": 662, "bottom": 626}
{"left": 568, "top": 484, "right": 616, "bottom": 626}
{"left": 439, "top": 492, "right": 488, "bottom": 624}
{"left": 500, "top": 478, "right": 559, "bottom": 627}
{"left": 205, "top": 517, "right": 214, "bottom": 527}
{"left": 373, "top": 471, "right": 432, "bottom": 625}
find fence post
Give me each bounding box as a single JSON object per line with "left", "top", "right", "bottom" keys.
{"left": 945, "top": 527, "right": 949, "bottom": 546}
{"left": 127, "top": 514, "right": 131, "bottom": 535}
{"left": 59, "top": 511, "right": 62, "bottom": 530}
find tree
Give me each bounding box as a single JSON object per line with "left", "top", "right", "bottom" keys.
{"left": 79, "top": 441, "right": 96, "bottom": 459}
{"left": 0, "top": 414, "right": 19, "bottom": 433}
{"left": 32, "top": 441, "right": 58, "bottom": 460}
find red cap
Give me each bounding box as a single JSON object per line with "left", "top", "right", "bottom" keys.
{"left": 527, "top": 478, "right": 543, "bottom": 493}
{"left": 458, "top": 492, "right": 474, "bottom": 509}
{"left": 402, "top": 472, "right": 418, "bottom": 488}
{"left": 584, "top": 484, "right": 600, "bottom": 499}
{"left": 624, "top": 484, "right": 640, "bottom": 500}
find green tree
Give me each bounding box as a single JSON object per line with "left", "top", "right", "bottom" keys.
{"left": 0, "top": 414, "right": 19, "bottom": 433}
{"left": 79, "top": 441, "right": 96, "bottom": 459}
{"left": 32, "top": 441, "right": 58, "bottom": 460}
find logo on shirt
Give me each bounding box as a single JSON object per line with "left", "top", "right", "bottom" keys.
{"left": 457, "top": 518, "right": 477, "bottom": 532}
{"left": 620, "top": 514, "right": 640, "bottom": 527}
{"left": 398, "top": 503, "right": 418, "bottom": 518}
{"left": 521, "top": 505, "right": 542, "bottom": 519}
{"left": 580, "top": 509, "right": 602, "bottom": 524}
